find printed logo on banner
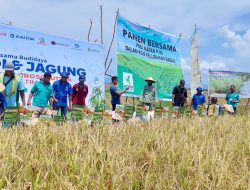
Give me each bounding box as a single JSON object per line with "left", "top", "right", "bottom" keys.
{"left": 123, "top": 72, "right": 134, "bottom": 92}
{"left": 51, "top": 41, "right": 69, "bottom": 47}
{"left": 0, "top": 33, "right": 7, "bottom": 37}
{"left": 88, "top": 47, "right": 100, "bottom": 53}
{"left": 71, "top": 43, "right": 83, "bottom": 51}
{"left": 9, "top": 33, "right": 34, "bottom": 41}
{"left": 37, "top": 37, "right": 47, "bottom": 45}
{"left": 75, "top": 44, "right": 80, "bottom": 48}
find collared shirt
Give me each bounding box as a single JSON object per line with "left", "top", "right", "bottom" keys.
{"left": 31, "top": 81, "right": 53, "bottom": 107}
{"left": 192, "top": 93, "right": 206, "bottom": 110}
{"left": 0, "top": 74, "right": 25, "bottom": 107}
{"left": 52, "top": 80, "right": 73, "bottom": 107}
{"left": 226, "top": 92, "right": 240, "bottom": 108}
{"left": 141, "top": 85, "right": 157, "bottom": 104}
{"left": 72, "top": 83, "right": 88, "bottom": 106}
{"left": 110, "top": 84, "right": 120, "bottom": 105}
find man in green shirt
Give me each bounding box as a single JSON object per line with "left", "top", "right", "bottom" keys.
{"left": 27, "top": 72, "right": 54, "bottom": 118}
{"left": 225, "top": 85, "right": 240, "bottom": 114}
{"left": 141, "top": 77, "right": 157, "bottom": 111}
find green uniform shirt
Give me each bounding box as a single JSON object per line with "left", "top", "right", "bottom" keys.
{"left": 141, "top": 85, "right": 157, "bottom": 104}
{"left": 226, "top": 92, "right": 240, "bottom": 108}
{"left": 31, "top": 81, "right": 53, "bottom": 107}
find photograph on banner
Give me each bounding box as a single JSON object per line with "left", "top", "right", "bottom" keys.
{"left": 0, "top": 24, "right": 105, "bottom": 108}
{"left": 116, "top": 15, "right": 183, "bottom": 100}
{"left": 209, "top": 70, "right": 250, "bottom": 98}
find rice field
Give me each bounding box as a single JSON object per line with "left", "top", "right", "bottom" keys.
{"left": 0, "top": 115, "right": 249, "bottom": 189}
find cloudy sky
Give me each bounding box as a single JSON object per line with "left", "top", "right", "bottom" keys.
{"left": 0, "top": 0, "right": 250, "bottom": 86}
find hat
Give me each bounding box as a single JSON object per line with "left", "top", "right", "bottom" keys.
{"left": 60, "top": 71, "right": 69, "bottom": 78}
{"left": 4, "top": 62, "right": 14, "bottom": 71}
{"left": 79, "top": 75, "right": 86, "bottom": 82}
{"left": 145, "top": 77, "right": 156, "bottom": 83}
{"left": 0, "top": 83, "right": 5, "bottom": 92}
{"left": 196, "top": 87, "right": 203, "bottom": 92}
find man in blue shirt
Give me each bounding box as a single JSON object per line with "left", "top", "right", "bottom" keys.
{"left": 52, "top": 72, "right": 73, "bottom": 117}
{"left": 110, "top": 76, "right": 129, "bottom": 111}
{"left": 0, "top": 83, "right": 7, "bottom": 118}
{"left": 191, "top": 87, "right": 206, "bottom": 111}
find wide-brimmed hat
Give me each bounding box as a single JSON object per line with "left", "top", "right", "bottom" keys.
{"left": 145, "top": 77, "right": 156, "bottom": 83}
{"left": 0, "top": 83, "right": 5, "bottom": 92}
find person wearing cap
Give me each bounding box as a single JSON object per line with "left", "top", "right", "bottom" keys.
{"left": 225, "top": 85, "right": 240, "bottom": 114}
{"left": 0, "top": 83, "right": 7, "bottom": 118}
{"left": 52, "top": 72, "right": 73, "bottom": 117}
{"left": 141, "top": 77, "right": 157, "bottom": 112}
{"left": 72, "top": 75, "right": 88, "bottom": 107}
{"left": 110, "top": 76, "right": 129, "bottom": 111}
{"left": 0, "top": 62, "right": 25, "bottom": 107}
{"left": 172, "top": 80, "right": 188, "bottom": 107}
{"left": 27, "top": 72, "right": 54, "bottom": 118}
{"left": 191, "top": 87, "right": 206, "bottom": 111}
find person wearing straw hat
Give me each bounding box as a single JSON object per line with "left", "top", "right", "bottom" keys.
{"left": 0, "top": 83, "right": 7, "bottom": 118}
{"left": 0, "top": 62, "right": 25, "bottom": 107}
{"left": 52, "top": 72, "right": 73, "bottom": 117}
{"left": 141, "top": 77, "right": 157, "bottom": 115}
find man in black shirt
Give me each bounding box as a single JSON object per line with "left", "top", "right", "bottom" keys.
{"left": 172, "top": 80, "right": 188, "bottom": 107}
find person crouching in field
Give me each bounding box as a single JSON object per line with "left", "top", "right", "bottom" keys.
{"left": 207, "top": 97, "right": 222, "bottom": 116}
{"left": 191, "top": 87, "right": 206, "bottom": 114}
{"left": 141, "top": 77, "right": 157, "bottom": 120}
{"left": 27, "top": 72, "right": 54, "bottom": 119}
{"left": 110, "top": 76, "right": 129, "bottom": 111}
{"left": 225, "top": 85, "right": 240, "bottom": 114}
{"left": 52, "top": 72, "right": 73, "bottom": 118}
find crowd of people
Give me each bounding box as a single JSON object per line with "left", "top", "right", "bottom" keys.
{"left": 0, "top": 62, "right": 89, "bottom": 120}
{"left": 110, "top": 76, "right": 240, "bottom": 117}
{"left": 0, "top": 62, "right": 241, "bottom": 124}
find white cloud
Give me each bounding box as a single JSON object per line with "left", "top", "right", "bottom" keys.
{"left": 221, "top": 42, "right": 229, "bottom": 48}
{"left": 220, "top": 25, "right": 250, "bottom": 58}
{"left": 0, "top": 0, "right": 250, "bottom": 83}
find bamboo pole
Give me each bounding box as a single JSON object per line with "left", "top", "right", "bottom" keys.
{"left": 88, "top": 19, "right": 93, "bottom": 42}
{"left": 104, "top": 9, "right": 119, "bottom": 68}
{"left": 105, "top": 58, "right": 112, "bottom": 74}
{"left": 100, "top": 5, "right": 103, "bottom": 44}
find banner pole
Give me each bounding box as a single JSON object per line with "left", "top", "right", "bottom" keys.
{"left": 125, "top": 96, "right": 128, "bottom": 104}
{"left": 88, "top": 19, "right": 93, "bottom": 42}
{"left": 244, "top": 98, "right": 249, "bottom": 111}
{"left": 104, "top": 9, "right": 119, "bottom": 68}
{"left": 100, "top": 5, "right": 103, "bottom": 44}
